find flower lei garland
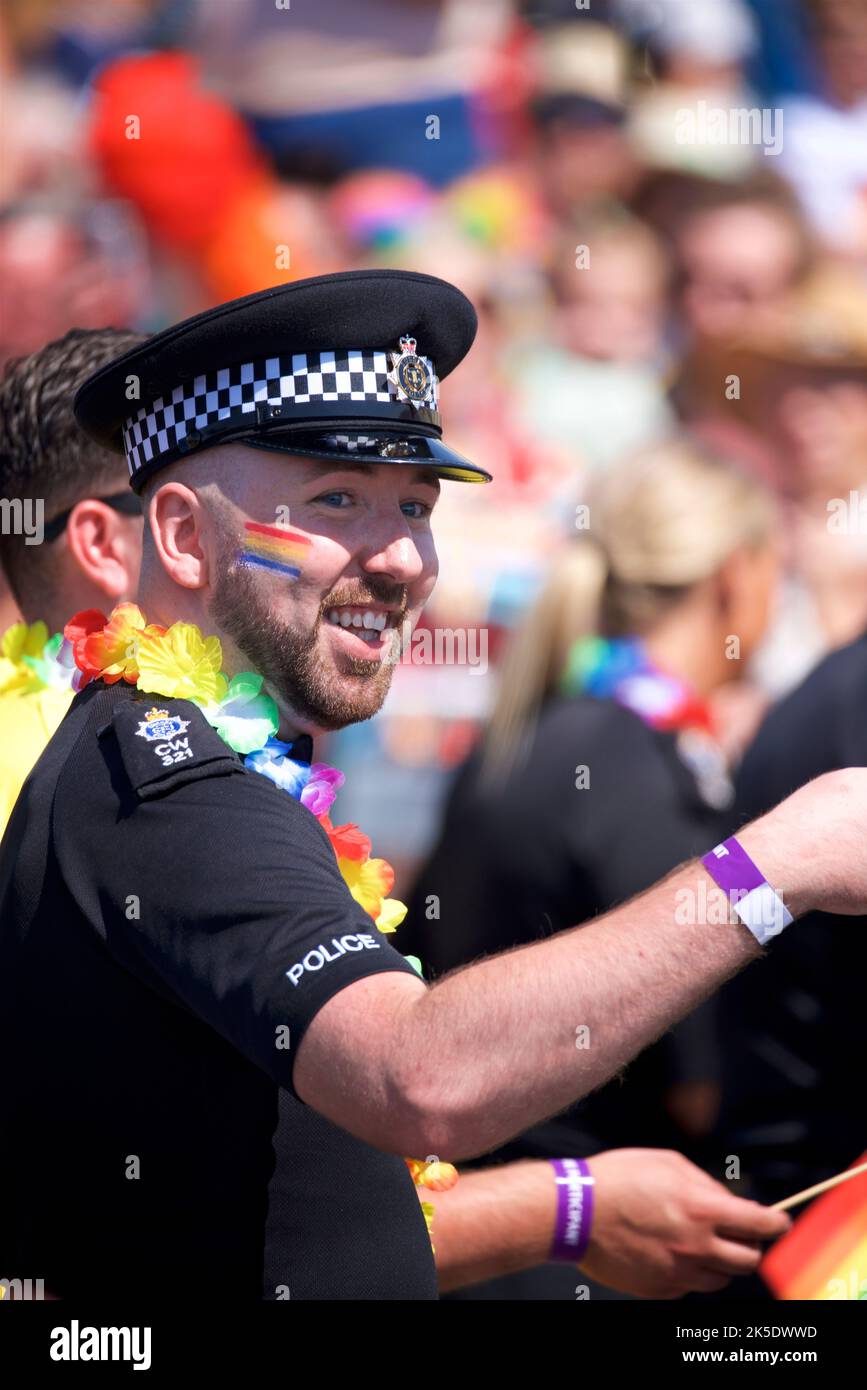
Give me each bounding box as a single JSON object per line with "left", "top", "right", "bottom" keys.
{"left": 561, "top": 635, "right": 714, "bottom": 733}
{"left": 65, "top": 602, "right": 414, "bottom": 932}
{"left": 2, "top": 607, "right": 458, "bottom": 1225}
{"left": 0, "top": 620, "right": 78, "bottom": 695}
{"left": 561, "top": 635, "right": 734, "bottom": 810}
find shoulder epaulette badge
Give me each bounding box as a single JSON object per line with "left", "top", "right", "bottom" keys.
{"left": 102, "top": 697, "right": 246, "bottom": 801}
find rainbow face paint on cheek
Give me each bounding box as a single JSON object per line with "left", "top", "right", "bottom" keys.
{"left": 235, "top": 521, "right": 312, "bottom": 579}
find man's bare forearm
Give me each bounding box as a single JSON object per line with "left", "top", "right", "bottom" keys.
{"left": 391, "top": 859, "right": 764, "bottom": 1159}
{"left": 297, "top": 770, "right": 863, "bottom": 1159}
{"left": 422, "top": 1161, "right": 555, "bottom": 1293}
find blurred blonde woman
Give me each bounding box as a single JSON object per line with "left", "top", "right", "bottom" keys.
{"left": 403, "top": 437, "right": 779, "bottom": 1301}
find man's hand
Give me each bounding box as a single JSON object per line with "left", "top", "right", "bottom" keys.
{"left": 580, "top": 1149, "right": 791, "bottom": 1299}
{"left": 419, "top": 1150, "right": 790, "bottom": 1297}
{"left": 740, "top": 768, "right": 867, "bottom": 918}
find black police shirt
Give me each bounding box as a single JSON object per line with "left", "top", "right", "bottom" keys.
{"left": 0, "top": 679, "right": 437, "bottom": 1300}
{"left": 715, "top": 630, "right": 867, "bottom": 1201}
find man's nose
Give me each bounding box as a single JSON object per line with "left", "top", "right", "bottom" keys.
{"left": 359, "top": 529, "right": 425, "bottom": 584}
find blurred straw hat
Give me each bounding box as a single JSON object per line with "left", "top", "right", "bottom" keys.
{"left": 531, "top": 22, "right": 629, "bottom": 121}
{"left": 734, "top": 264, "right": 867, "bottom": 370}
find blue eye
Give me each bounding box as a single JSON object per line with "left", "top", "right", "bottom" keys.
{"left": 313, "top": 491, "right": 432, "bottom": 518}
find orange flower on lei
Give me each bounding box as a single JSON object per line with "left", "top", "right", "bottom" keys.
{"left": 405, "top": 1158, "right": 459, "bottom": 1250}
{"left": 65, "top": 605, "right": 166, "bottom": 687}
{"left": 317, "top": 815, "right": 407, "bottom": 933}
{"left": 405, "top": 1158, "right": 459, "bottom": 1192}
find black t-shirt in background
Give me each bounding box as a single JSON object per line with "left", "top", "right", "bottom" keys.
{"left": 402, "top": 694, "right": 728, "bottom": 1161}
{"left": 717, "top": 631, "right": 867, "bottom": 1201}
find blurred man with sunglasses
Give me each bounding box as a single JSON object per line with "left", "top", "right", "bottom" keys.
{"left": 0, "top": 327, "right": 145, "bottom": 832}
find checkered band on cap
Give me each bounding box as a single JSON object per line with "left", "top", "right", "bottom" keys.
{"left": 121, "top": 348, "right": 440, "bottom": 480}
{"left": 319, "top": 435, "right": 381, "bottom": 451}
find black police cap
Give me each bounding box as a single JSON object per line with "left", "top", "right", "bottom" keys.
{"left": 73, "top": 269, "right": 491, "bottom": 491}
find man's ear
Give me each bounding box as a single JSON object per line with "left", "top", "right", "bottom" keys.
{"left": 65, "top": 501, "right": 144, "bottom": 603}
{"left": 147, "top": 481, "right": 211, "bottom": 590}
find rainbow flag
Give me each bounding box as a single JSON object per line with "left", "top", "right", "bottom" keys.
{"left": 236, "top": 521, "right": 311, "bottom": 578}
{"left": 761, "top": 1153, "right": 867, "bottom": 1300}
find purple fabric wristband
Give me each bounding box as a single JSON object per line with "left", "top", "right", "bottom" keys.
{"left": 549, "top": 1157, "right": 595, "bottom": 1263}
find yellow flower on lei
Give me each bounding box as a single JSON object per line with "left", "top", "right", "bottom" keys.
{"left": 136, "top": 621, "right": 228, "bottom": 704}
{"left": 375, "top": 898, "right": 408, "bottom": 934}
{"left": 0, "top": 621, "right": 50, "bottom": 694}
{"left": 335, "top": 853, "right": 407, "bottom": 933}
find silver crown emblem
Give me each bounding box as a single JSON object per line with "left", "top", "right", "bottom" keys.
{"left": 388, "top": 334, "right": 434, "bottom": 408}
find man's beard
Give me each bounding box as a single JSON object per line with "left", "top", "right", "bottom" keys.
{"left": 211, "top": 552, "right": 405, "bottom": 732}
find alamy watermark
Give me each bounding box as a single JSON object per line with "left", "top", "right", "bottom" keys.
{"left": 675, "top": 101, "right": 783, "bottom": 157}
{"left": 0, "top": 1276, "right": 45, "bottom": 1299}
{"left": 49, "top": 1321, "right": 151, "bottom": 1370}
{"left": 675, "top": 880, "right": 791, "bottom": 929}
{"left": 0, "top": 497, "right": 44, "bottom": 545}
{"left": 384, "top": 621, "right": 488, "bottom": 674}
{"left": 827, "top": 491, "right": 867, "bottom": 535}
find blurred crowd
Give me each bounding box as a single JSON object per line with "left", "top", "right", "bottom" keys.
{"left": 3, "top": 0, "right": 867, "bottom": 1301}
{"left": 1, "top": 0, "right": 867, "bottom": 854}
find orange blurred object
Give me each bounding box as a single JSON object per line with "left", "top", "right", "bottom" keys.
{"left": 203, "top": 180, "right": 337, "bottom": 302}
{"left": 761, "top": 1153, "right": 867, "bottom": 1300}
{"left": 87, "top": 52, "right": 265, "bottom": 254}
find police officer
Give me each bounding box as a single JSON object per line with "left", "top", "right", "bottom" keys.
{"left": 2, "top": 270, "right": 867, "bottom": 1300}
{"left": 0, "top": 312, "right": 798, "bottom": 1305}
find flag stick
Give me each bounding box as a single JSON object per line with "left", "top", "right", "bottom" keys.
{"left": 772, "top": 1159, "right": 867, "bottom": 1213}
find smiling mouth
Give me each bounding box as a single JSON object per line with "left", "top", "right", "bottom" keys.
{"left": 323, "top": 604, "right": 402, "bottom": 646}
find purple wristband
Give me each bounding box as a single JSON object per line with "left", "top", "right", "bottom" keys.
{"left": 701, "top": 836, "right": 793, "bottom": 946}
{"left": 549, "top": 1157, "right": 595, "bottom": 1263}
